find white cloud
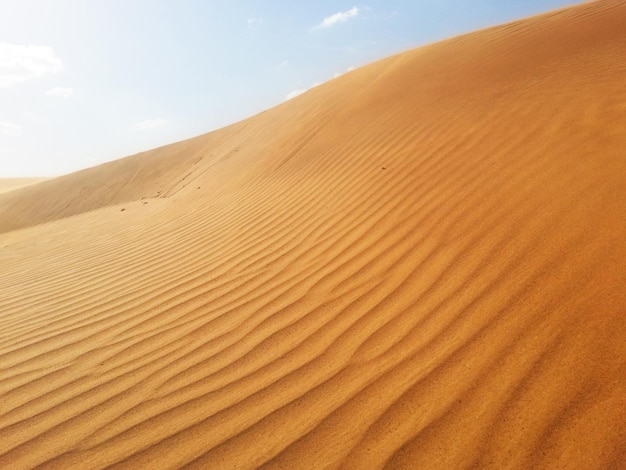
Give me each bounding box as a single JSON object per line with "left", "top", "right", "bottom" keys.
{"left": 46, "top": 86, "right": 73, "bottom": 98}
{"left": 316, "top": 7, "right": 360, "bottom": 29}
{"left": 333, "top": 65, "right": 357, "bottom": 78}
{"left": 285, "top": 89, "right": 307, "bottom": 101}
{"left": 247, "top": 17, "right": 263, "bottom": 29}
{"left": 136, "top": 118, "right": 167, "bottom": 130}
{"left": 0, "top": 42, "right": 62, "bottom": 87}
{"left": 286, "top": 65, "right": 359, "bottom": 101}
{"left": 0, "top": 121, "right": 21, "bottom": 137}
{"left": 285, "top": 81, "right": 326, "bottom": 101}
{"left": 279, "top": 60, "right": 288, "bottom": 67}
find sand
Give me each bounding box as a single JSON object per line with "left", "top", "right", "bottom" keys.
{"left": 1, "top": 0, "right": 625, "bottom": 468}
{"left": 0, "top": 179, "right": 49, "bottom": 195}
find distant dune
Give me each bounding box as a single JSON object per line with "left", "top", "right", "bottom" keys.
{"left": 1, "top": 0, "right": 625, "bottom": 468}
{"left": 0, "top": 178, "right": 49, "bottom": 195}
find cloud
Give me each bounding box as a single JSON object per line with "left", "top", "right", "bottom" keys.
{"left": 315, "top": 7, "right": 360, "bottom": 29}
{"left": 285, "top": 89, "right": 307, "bottom": 101}
{"left": 46, "top": 86, "right": 73, "bottom": 98}
{"left": 285, "top": 81, "right": 326, "bottom": 101}
{"left": 247, "top": 17, "right": 263, "bottom": 29}
{"left": 279, "top": 60, "right": 288, "bottom": 67}
{"left": 333, "top": 66, "right": 356, "bottom": 78}
{"left": 0, "top": 42, "right": 62, "bottom": 87}
{"left": 0, "top": 121, "right": 21, "bottom": 137}
{"left": 135, "top": 118, "right": 167, "bottom": 130}
{"left": 287, "top": 66, "right": 359, "bottom": 101}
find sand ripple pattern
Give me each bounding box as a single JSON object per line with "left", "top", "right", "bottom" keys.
{"left": 1, "top": 1, "right": 626, "bottom": 468}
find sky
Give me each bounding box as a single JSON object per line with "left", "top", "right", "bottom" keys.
{"left": 0, "top": 0, "right": 580, "bottom": 177}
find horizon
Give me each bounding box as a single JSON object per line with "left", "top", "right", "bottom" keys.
{"left": 1, "top": 0, "right": 580, "bottom": 177}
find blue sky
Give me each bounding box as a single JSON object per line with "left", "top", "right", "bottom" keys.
{"left": 0, "top": 0, "right": 579, "bottom": 177}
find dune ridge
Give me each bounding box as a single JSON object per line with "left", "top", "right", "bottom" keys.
{"left": 0, "top": 179, "right": 49, "bottom": 195}
{"left": 1, "top": 0, "right": 626, "bottom": 468}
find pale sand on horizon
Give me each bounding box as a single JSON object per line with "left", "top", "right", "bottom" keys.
{"left": 0, "top": 178, "right": 49, "bottom": 195}
{"left": 1, "top": 0, "right": 625, "bottom": 468}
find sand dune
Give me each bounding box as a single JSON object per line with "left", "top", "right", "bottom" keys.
{"left": 1, "top": 0, "right": 626, "bottom": 468}
{"left": 0, "top": 179, "right": 49, "bottom": 195}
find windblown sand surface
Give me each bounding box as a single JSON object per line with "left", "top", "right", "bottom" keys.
{"left": 1, "top": 1, "right": 626, "bottom": 468}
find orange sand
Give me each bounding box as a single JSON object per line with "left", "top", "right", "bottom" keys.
{"left": 1, "top": 1, "right": 625, "bottom": 468}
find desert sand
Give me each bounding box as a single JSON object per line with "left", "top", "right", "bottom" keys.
{"left": 0, "top": 179, "right": 49, "bottom": 195}
{"left": 1, "top": 0, "right": 625, "bottom": 468}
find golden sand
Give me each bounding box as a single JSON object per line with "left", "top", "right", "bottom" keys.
{"left": 1, "top": 1, "right": 625, "bottom": 468}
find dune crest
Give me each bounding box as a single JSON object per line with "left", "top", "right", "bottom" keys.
{"left": 1, "top": 0, "right": 626, "bottom": 468}
{"left": 0, "top": 178, "right": 49, "bottom": 195}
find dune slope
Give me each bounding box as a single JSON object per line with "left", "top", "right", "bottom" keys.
{"left": 1, "top": 0, "right": 626, "bottom": 468}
